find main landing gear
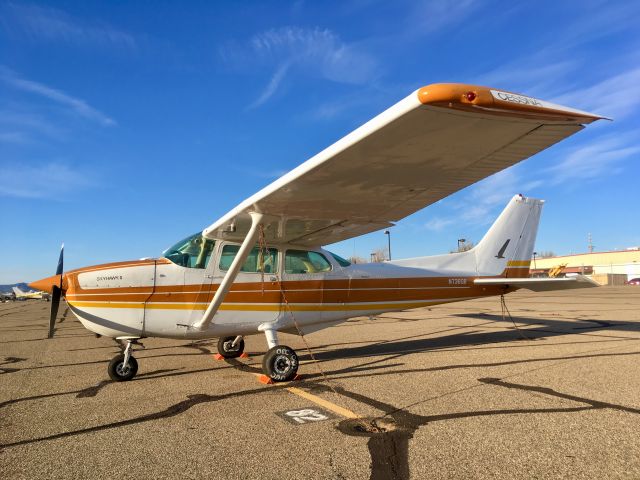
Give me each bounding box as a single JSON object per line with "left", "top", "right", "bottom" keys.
{"left": 260, "top": 329, "right": 298, "bottom": 382}
{"left": 108, "top": 338, "right": 142, "bottom": 382}
{"left": 216, "top": 332, "right": 298, "bottom": 382}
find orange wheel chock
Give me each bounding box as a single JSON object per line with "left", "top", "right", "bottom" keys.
{"left": 214, "top": 353, "right": 249, "bottom": 361}
{"left": 258, "top": 374, "right": 302, "bottom": 385}
{"left": 240, "top": 352, "right": 249, "bottom": 358}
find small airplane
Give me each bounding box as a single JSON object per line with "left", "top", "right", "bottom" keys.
{"left": 0, "top": 291, "right": 14, "bottom": 302}
{"left": 30, "top": 83, "right": 605, "bottom": 383}
{"left": 12, "top": 286, "right": 49, "bottom": 301}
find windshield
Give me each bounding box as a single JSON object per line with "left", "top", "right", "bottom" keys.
{"left": 163, "top": 232, "right": 215, "bottom": 269}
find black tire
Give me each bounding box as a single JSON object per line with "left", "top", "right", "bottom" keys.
{"left": 108, "top": 354, "right": 138, "bottom": 382}
{"left": 217, "top": 336, "right": 245, "bottom": 359}
{"left": 262, "top": 345, "right": 298, "bottom": 382}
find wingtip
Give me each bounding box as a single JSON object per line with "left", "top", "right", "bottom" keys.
{"left": 416, "top": 83, "right": 605, "bottom": 123}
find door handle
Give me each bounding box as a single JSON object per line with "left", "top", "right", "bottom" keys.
{"left": 205, "top": 274, "right": 214, "bottom": 279}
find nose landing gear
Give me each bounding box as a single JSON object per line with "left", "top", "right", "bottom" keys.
{"left": 108, "top": 338, "right": 142, "bottom": 382}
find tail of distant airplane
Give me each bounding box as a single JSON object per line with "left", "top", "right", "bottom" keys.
{"left": 12, "top": 286, "right": 27, "bottom": 296}
{"left": 391, "top": 194, "right": 543, "bottom": 277}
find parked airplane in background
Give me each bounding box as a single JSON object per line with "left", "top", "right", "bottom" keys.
{"left": 0, "top": 291, "right": 14, "bottom": 302}
{"left": 12, "top": 286, "right": 49, "bottom": 301}
{"left": 30, "top": 83, "right": 604, "bottom": 383}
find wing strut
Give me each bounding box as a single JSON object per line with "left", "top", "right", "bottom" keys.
{"left": 192, "top": 212, "right": 264, "bottom": 331}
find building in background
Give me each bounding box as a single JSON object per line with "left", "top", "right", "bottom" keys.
{"left": 531, "top": 248, "right": 640, "bottom": 285}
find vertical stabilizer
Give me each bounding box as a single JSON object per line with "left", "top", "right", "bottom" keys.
{"left": 473, "top": 194, "right": 543, "bottom": 277}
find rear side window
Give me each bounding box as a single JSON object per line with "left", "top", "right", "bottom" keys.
{"left": 219, "top": 245, "right": 278, "bottom": 273}
{"left": 329, "top": 252, "right": 351, "bottom": 267}
{"left": 285, "top": 250, "right": 332, "bottom": 274}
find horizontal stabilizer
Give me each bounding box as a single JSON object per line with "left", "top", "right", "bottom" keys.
{"left": 474, "top": 275, "right": 599, "bottom": 291}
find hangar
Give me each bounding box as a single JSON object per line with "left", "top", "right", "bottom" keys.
{"left": 531, "top": 249, "right": 640, "bottom": 284}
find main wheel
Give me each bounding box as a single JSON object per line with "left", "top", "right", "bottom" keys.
{"left": 262, "top": 345, "right": 298, "bottom": 382}
{"left": 217, "top": 336, "right": 245, "bottom": 359}
{"left": 108, "top": 354, "right": 138, "bottom": 382}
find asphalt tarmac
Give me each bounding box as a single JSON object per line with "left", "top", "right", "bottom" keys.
{"left": 1, "top": 287, "right": 640, "bottom": 479}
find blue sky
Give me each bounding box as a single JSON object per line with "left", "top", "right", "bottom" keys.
{"left": 1, "top": 0, "right": 639, "bottom": 283}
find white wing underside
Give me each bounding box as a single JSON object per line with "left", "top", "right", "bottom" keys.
{"left": 203, "top": 84, "right": 602, "bottom": 246}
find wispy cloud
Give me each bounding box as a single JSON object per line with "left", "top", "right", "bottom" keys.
{"left": 0, "top": 131, "right": 29, "bottom": 144}
{"left": 247, "top": 62, "right": 291, "bottom": 109}
{"left": 0, "top": 162, "right": 93, "bottom": 199}
{"left": 0, "top": 110, "right": 66, "bottom": 144}
{"left": 308, "top": 89, "right": 386, "bottom": 120}
{"left": 405, "top": 0, "right": 479, "bottom": 35}
{"left": 476, "top": 59, "right": 578, "bottom": 96}
{"left": 558, "top": 0, "right": 640, "bottom": 49}
{"left": 0, "top": 67, "right": 116, "bottom": 126}
{"left": 424, "top": 217, "right": 455, "bottom": 232}
{"left": 232, "top": 165, "right": 290, "bottom": 180}
{"left": 546, "top": 132, "right": 640, "bottom": 184}
{"left": 0, "top": 2, "right": 136, "bottom": 50}
{"left": 221, "top": 26, "right": 378, "bottom": 108}
{"left": 551, "top": 67, "right": 640, "bottom": 120}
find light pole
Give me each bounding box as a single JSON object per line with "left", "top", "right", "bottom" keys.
{"left": 457, "top": 238, "right": 466, "bottom": 252}
{"left": 384, "top": 230, "right": 391, "bottom": 260}
{"left": 533, "top": 251, "right": 537, "bottom": 270}
{"left": 370, "top": 252, "right": 375, "bottom": 263}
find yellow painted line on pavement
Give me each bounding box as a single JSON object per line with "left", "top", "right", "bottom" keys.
{"left": 251, "top": 373, "right": 361, "bottom": 419}
{"left": 286, "top": 386, "right": 361, "bottom": 419}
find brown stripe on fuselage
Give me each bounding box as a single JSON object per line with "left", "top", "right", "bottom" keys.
{"left": 66, "top": 279, "right": 506, "bottom": 305}
{"left": 64, "top": 258, "right": 526, "bottom": 308}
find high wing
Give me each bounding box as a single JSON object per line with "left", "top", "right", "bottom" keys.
{"left": 474, "top": 275, "right": 599, "bottom": 291}
{"left": 203, "top": 83, "right": 603, "bottom": 246}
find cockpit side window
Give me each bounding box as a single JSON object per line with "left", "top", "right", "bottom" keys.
{"left": 163, "top": 233, "right": 215, "bottom": 269}
{"left": 219, "top": 245, "right": 279, "bottom": 273}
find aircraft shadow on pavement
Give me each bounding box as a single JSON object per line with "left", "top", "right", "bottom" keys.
{"left": 301, "top": 314, "right": 638, "bottom": 365}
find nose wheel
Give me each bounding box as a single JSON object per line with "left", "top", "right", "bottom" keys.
{"left": 108, "top": 354, "right": 138, "bottom": 381}
{"left": 217, "top": 335, "right": 245, "bottom": 359}
{"left": 108, "top": 338, "right": 141, "bottom": 382}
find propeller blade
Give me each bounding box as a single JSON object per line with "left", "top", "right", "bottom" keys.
{"left": 48, "top": 285, "right": 61, "bottom": 339}
{"left": 48, "top": 243, "right": 64, "bottom": 339}
{"left": 56, "top": 243, "right": 64, "bottom": 276}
